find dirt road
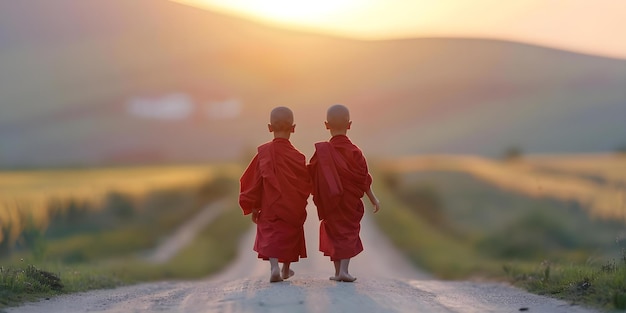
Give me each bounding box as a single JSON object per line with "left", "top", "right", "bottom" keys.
{"left": 8, "top": 202, "right": 598, "bottom": 313}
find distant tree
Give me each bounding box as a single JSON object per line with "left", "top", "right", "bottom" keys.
{"left": 615, "top": 144, "right": 626, "bottom": 156}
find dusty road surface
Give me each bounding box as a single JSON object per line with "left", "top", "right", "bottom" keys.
{"left": 8, "top": 202, "right": 597, "bottom": 313}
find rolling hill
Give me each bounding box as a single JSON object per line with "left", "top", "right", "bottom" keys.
{"left": 1, "top": 0, "right": 625, "bottom": 168}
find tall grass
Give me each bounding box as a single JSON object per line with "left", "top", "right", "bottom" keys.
{"left": 0, "top": 202, "right": 250, "bottom": 307}
{"left": 504, "top": 256, "right": 626, "bottom": 310}
{"left": 0, "top": 264, "right": 64, "bottom": 306}
{"left": 0, "top": 164, "right": 239, "bottom": 257}
{"left": 372, "top": 172, "right": 499, "bottom": 279}
{"left": 374, "top": 163, "right": 626, "bottom": 310}
{"left": 379, "top": 154, "right": 626, "bottom": 221}
{"left": 0, "top": 164, "right": 249, "bottom": 308}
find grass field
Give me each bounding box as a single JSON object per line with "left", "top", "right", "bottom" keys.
{"left": 3, "top": 154, "right": 626, "bottom": 310}
{"left": 0, "top": 201, "right": 250, "bottom": 307}
{"left": 374, "top": 153, "right": 626, "bottom": 311}
{"left": 526, "top": 154, "right": 626, "bottom": 187}
{"left": 0, "top": 164, "right": 240, "bottom": 254}
{"left": 0, "top": 163, "right": 250, "bottom": 308}
{"left": 380, "top": 154, "right": 626, "bottom": 221}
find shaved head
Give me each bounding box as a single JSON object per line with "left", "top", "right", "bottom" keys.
{"left": 269, "top": 106, "right": 294, "bottom": 132}
{"left": 326, "top": 104, "right": 351, "bottom": 130}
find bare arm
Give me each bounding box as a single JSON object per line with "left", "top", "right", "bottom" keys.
{"left": 251, "top": 208, "right": 260, "bottom": 224}
{"left": 365, "top": 187, "right": 380, "bottom": 213}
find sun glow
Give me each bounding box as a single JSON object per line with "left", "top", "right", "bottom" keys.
{"left": 174, "top": 0, "right": 363, "bottom": 29}
{"left": 173, "top": 0, "right": 626, "bottom": 59}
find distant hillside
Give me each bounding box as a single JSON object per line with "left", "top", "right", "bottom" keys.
{"left": 1, "top": 0, "right": 625, "bottom": 168}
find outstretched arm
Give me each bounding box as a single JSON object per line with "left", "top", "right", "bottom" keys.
{"left": 365, "top": 187, "right": 380, "bottom": 213}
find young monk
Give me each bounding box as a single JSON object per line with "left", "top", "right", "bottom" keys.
{"left": 308, "top": 104, "right": 381, "bottom": 282}
{"left": 239, "top": 106, "right": 312, "bottom": 283}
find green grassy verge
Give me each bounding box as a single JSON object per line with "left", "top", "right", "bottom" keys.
{"left": 373, "top": 169, "right": 626, "bottom": 311}
{"left": 0, "top": 202, "right": 250, "bottom": 308}
{"left": 0, "top": 264, "right": 65, "bottom": 306}
{"left": 100, "top": 202, "right": 251, "bottom": 282}
{"left": 504, "top": 259, "right": 626, "bottom": 311}
{"left": 373, "top": 176, "right": 500, "bottom": 279}
{"left": 0, "top": 169, "right": 249, "bottom": 308}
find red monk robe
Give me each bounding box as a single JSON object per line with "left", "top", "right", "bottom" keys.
{"left": 308, "top": 135, "right": 372, "bottom": 261}
{"left": 239, "top": 138, "right": 311, "bottom": 263}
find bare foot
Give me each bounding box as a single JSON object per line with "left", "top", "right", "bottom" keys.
{"left": 270, "top": 268, "right": 283, "bottom": 283}
{"left": 282, "top": 269, "right": 295, "bottom": 280}
{"left": 337, "top": 273, "right": 357, "bottom": 282}
{"left": 329, "top": 276, "right": 339, "bottom": 281}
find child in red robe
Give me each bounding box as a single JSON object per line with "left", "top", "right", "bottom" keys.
{"left": 239, "top": 106, "right": 312, "bottom": 282}
{"left": 308, "top": 104, "right": 381, "bottom": 282}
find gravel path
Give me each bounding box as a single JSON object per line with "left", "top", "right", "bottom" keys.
{"left": 7, "top": 201, "right": 598, "bottom": 313}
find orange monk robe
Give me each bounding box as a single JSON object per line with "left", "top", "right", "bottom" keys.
{"left": 308, "top": 135, "right": 372, "bottom": 261}
{"left": 239, "top": 138, "right": 311, "bottom": 263}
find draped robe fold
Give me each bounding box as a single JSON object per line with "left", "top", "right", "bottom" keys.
{"left": 239, "top": 138, "right": 311, "bottom": 262}
{"left": 308, "top": 135, "right": 372, "bottom": 261}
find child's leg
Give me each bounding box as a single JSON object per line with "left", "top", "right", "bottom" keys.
{"left": 329, "top": 260, "right": 341, "bottom": 280}
{"left": 337, "top": 258, "right": 356, "bottom": 282}
{"left": 281, "top": 262, "right": 295, "bottom": 279}
{"left": 269, "top": 258, "right": 283, "bottom": 282}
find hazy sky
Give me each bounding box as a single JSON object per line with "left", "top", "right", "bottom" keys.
{"left": 172, "top": 0, "right": 626, "bottom": 59}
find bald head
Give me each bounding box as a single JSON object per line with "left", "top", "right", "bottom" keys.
{"left": 269, "top": 106, "right": 294, "bottom": 132}
{"left": 325, "top": 104, "right": 351, "bottom": 130}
